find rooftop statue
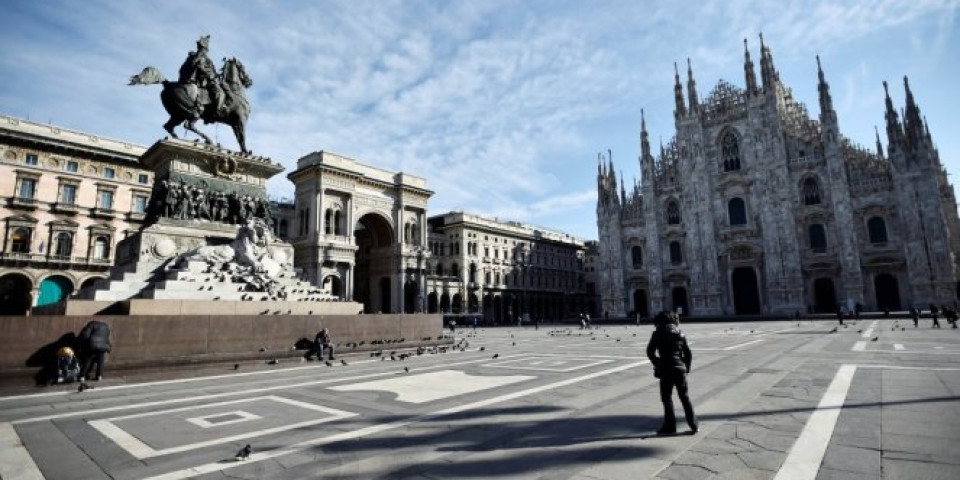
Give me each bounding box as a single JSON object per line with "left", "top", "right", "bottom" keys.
{"left": 129, "top": 35, "right": 253, "bottom": 153}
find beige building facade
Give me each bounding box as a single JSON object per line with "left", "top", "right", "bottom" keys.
{"left": 426, "top": 211, "right": 589, "bottom": 324}
{"left": 0, "top": 115, "right": 149, "bottom": 314}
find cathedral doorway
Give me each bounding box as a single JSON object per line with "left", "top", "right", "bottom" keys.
{"left": 0, "top": 273, "right": 33, "bottom": 315}
{"left": 813, "top": 278, "right": 837, "bottom": 313}
{"left": 353, "top": 213, "right": 394, "bottom": 313}
{"left": 671, "top": 287, "right": 689, "bottom": 315}
{"left": 731, "top": 267, "right": 761, "bottom": 314}
{"left": 633, "top": 289, "right": 649, "bottom": 318}
{"left": 874, "top": 274, "right": 901, "bottom": 311}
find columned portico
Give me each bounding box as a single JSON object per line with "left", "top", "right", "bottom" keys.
{"left": 287, "top": 151, "right": 432, "bottom": 313}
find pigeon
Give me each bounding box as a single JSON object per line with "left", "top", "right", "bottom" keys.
{"left": 479, "top": 347, "right": 486, "bottom": 351}
{"left": 340, "top": 359, "right": 348, "bottom": 366}
{"left": 258, "top": 347, "right": 267, "bottom": 353}
{"left": 77, "top": 382, "right": 92, "bottom": 393}
{"left": 512, "top": 342, "right": 516, "bottom": 346}
{"left": 404, "top": 367, "right": 410, "bottom": 373}
{"left": 857, "top": 329, "right": 863, "bottom": 333}
{"left": 235, "top": 444, "right": 252, "bottom": 461}
{"left": 829, "top": 327, "right": 838, "bottom": 333}
{"left": 325, "top": 361, "right": 333, "bottom": 367}
{"left": 492, "top": 354, "right": 499, "bottom": 359}
{"left": 267, "top": 359, "right": 279, "bottom": 365}
{"left": 871, "top": 336, "right": 879, "bottom": 342}
{"left": 233, "top": 363, "right": 240, "bottom": 370}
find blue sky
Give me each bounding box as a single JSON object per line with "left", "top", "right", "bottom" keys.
{"left": 1, "top": 0, "right": 958, "bottom": 240}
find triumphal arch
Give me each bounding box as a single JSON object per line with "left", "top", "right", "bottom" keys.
{"left": 287, "top": 151, "right": 432, "bottom": 313}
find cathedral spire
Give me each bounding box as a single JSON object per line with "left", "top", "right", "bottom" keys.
{"left": 640, "top": 109, "right": 651, "bottom": 160}
{"left": 686, "top": 58, "right": 699, "bottom": 113}
{"left": 903, "top": 76, "right": 924, "bottom": 151}
{"left": 620, "top": 171, "right": 626, "bottom": 204}
{"left": 759, "top": 33, "right": 778, "bottom": 91}
{"left": 883, "top": 81, "right": 903, "bottom": 152}
{"left": 875, "top": 126, "right": 885, "bottom": 159}
{"left": 744, "top": 38, "right": 757, "bottom": 95}
{"left": 673, "top": 62, "right": 686, "bottom": 119}
{"left": 816, "top": 55, "right": 834, "bottom": 116}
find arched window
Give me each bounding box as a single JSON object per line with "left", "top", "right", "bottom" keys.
{"left": 868, "top": 217, "right": 888, "bottom": 244}
{"left": 631, "top": 246, "right": 643, "bottom": 268}
{"left": 333, "top": 211, "right": 342, "bottom": 235}
{"left": 11, "top": 227, "right": 31, "bottom": 253}
{"left": 802, "top": 178, "right": 821, "bottom": 205}
{"left": 93, "top": 236, "right": 110, "bottom": 260}
{"left": 495, "top": 272, "right": 501, "bottom": 285}
{"left": 54, "top": 232, "right": 73, "bottom": 257}
{"left": 666, "top": 201, "right": 681, "bottom": 225}
{"left": 469, "top": 263, "right": 477, "bottom": 283}
{"left": 728, "top": 197, "right": 747, "bottom": 226}
{"left": 669, "top": 241, "right": 683, "bottom": 265}
{"left": 808, "top": 224, "right": 827, "bottom": 253}
{"left": 721, "top": 131, "right": 741, "bottom": 172}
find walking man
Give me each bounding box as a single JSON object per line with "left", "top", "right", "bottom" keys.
{"left": 646, "top": 311, "right": 698, "bottom": 435}
{"left": 930, "top": 304, "right": 941, "bottom": 328}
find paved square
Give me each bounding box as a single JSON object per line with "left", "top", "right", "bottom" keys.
{"left": 1, "top": 318, "right": 958, "bottom": 479}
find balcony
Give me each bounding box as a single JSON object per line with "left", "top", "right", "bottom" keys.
{"left": 91, "top": 207, "right": 115, "bottom": 218}
{"left": 9, "top": 197, "right": 37, "bottom": 209}
{"left": 54, "top": 202, "right": 80, "bottom": 214}
{"left": 0, "top": 252, "right": 113, "bottom": 268}
{"left": 127, "top": 211, "right": 147, "bottom": 222}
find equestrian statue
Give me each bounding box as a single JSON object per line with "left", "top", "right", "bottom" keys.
{"left": 129, "top": 35, "right": 253, "bottom": 153}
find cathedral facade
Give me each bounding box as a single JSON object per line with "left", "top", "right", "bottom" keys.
{"left": 596, "top": 38, "right": 960, "bottom": 317}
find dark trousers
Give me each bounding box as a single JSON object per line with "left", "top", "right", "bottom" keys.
{"left": 305, "top": 343, "right": 335, "bottom": 360}
{"left": 80, "top": 351, "right": 105, "bottom": 379}
{"left": 659, "top": 370, "right": 697, "bottom": 431}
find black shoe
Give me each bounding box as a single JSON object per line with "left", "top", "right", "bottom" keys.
{"left": 656, "top": 427, "right": 676, "bottom": 435}
{"left": 689, "top": 423, "right": 699, "bottom": 434}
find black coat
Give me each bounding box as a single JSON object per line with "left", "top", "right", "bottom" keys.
{"left": 79, "top": 320, "right": 111, "bottom": 353}
{"left": 646, "top": 324, "right": 692, "bottom": 373}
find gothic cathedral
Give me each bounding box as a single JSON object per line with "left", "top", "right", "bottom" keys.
{"left": 596, "top": 38, "right": 960, "bottom": 317}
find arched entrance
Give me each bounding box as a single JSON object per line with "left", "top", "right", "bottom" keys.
{"left": 353, "top": 213, "right": 394, "bottom": 313}
{"left": 813, "top": 278, "right": 837, "bottom": 313}
{"left": 440, "top": 293, "right": 450, "bottom": 313}
{"left": 427, "top": 292, "right": 438, "bottom": 313}
{"left": 322, "top": 275, "right": 343, "bottom": 298}
{"left": 403, "top": 279, "right": 418, "bottom": 313}
{"left": 874, "top": 274, "right": 901, "bottom": 311}
{"left": 452, "top": 293, "right": 463, "bottom": 314}
{"left": 671, "top": 287, "right": 689, "bottom": 315}
{"left": 0, "top": 273, "right": 33, "bottom": 315}
{"left": 731, "top": 267, "right": 761, "bottom": 314}
{"left": 468, "top": 293, "right": 479, "bottom": 313}
{"left": 633, "top": 289, "right": 649, "bottom": 318}
{"left": 37, "top": 275, "right": 73, "bottom": 307}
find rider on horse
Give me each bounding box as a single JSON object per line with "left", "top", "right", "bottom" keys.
{"left": 178, "top": 35, "right": 224, "bottom": 120}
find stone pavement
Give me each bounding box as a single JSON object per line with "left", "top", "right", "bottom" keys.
{"left": 0, "top": 318, "right": 958, "bottom": 479}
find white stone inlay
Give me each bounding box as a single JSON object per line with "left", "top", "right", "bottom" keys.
{"left": 328, "top": 370, "right": 533, "bottom": 403}
{"left": 186, "top": 410, "right": 262, "bottom": 429}
{"left": 484, "top": 356, "right": 613, "bottom": 372}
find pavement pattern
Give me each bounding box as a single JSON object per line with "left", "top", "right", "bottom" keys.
{"left": 0, "top": 318, "right": 958, "bottom": 479}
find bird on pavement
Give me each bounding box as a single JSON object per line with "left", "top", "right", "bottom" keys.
{"left": 492, "top": 353, "right": 499, "bottom": 359}
{"left": 829, "top": 327, "right": 838, "bottom": 333}
{"left": 340, "top": 359, "right": 348, "bottom": 366}
{"left": 77, "top": 382, "right": 92, "bottom": 393}
{"left": 235, "top": 444, "right": 252, "bottom": 461}
{"left": 233, "top": 363, "right": 240, "bottom": 370}
{"left": 479, "top": 347, "right": 486, "bottom": 351}
{"left": 871, "top": 336, "right": 879, "bottom": 342}
{"left": 404, "top": 367, "right": 410, "bottom": 373}
{"left": 325, "top": 361, "right": 333, "bottom": 367}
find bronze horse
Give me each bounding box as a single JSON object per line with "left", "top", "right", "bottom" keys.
{"left": 129, "top": 58, "right": 252, "bottom": 153}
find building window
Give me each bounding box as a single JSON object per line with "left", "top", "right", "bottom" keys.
{"left": 721, "top": 132, "right": 741, "bottom": 172}
{"left": 728, "top": 197, "right": 747, "bottom": 226}
{"left": 66, "top": 161, "right": 79, "bottom": 173}
{"left": 451, "top": 263, "right": 460, "bottom": 279}
{"left": 54, "top": 232, "right": 73, "bottom": 258}
{"left": 436, "top": 264, "right": 444, "bottom": 276}
{"left": 666, "top": 201, "right": 681, "bottom": 225}
{"left": 802, "top": 178, "right": 821, "bottom": 205}
{"left": 138, "top": 173, "right": 149, "bottom": 184}
{"left": 11, "top": 227, "right": 32, "bottom": 253}
{"left": 278, "top": 219, "right": 288, "bottom": 238}
{"left": 25, "top": 153, "right": 38, "bottom": 166}
{"left": 867, "top": 217, "right": 888, "bottom": 244}
{"left": 17, "top": 177, "right": 37, "bottom": 199}
{"left": 103, "top": 167, "right": 115, "bottom": 179}
{"left": 59, "top": 183, "right": 78, "bottom": 205}
{"left": 97, "top": 189, "right": 114, "bottom": 210}
{"left": 669, "top": 241, "right": 682, "bottom": 265}
{"left": 93, "top": 236, "right": 110, "bottom": 260}
{"left": 631, "top": 246, "right": 643, "bottom": 268}
{"left": 809, "top": 224, "right": 827, "bottom": 253}
{"left": 132, "top": 194, "right": 148, "bottom": 213}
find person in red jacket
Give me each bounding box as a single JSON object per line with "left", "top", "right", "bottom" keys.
{"left": 646, "top": 311, "right": 698, "bottom": 435}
